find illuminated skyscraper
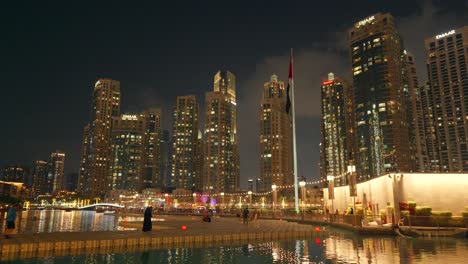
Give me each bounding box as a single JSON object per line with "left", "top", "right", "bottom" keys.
{"left": 320, "top": 73, "right": 353, "bottom": 186}
{"left": 171, "top": 95, "right": 200, "bottom": 190}
{"left": 425, "top": 26, "right": 468, "bottom": 172}
{"left": 110, "top": 114, "right": 146, "bottom": 191}
{"left": 78, "top": 78, "right": 121, "bottom": 198}
{"left": 258, "top": 74, "right": 292, "bottom": 192}
{"left": 159, "top": 130, "right": 172, "bottom": 189}
{"left": 349, "top": 13, "right": 412, "bottom": 180}
{"left": 1, "top": 165, "right": 28, "bottom": 183}
{"left": 204, "top": 70, "right": 239, "bottom": 193}
{"left": 32, "top": 160, "right": 48, "bottom": 196}
{"left": 49, "top": 151, "right": 65, "bottom": 193}
{"left": 141, "top": 108, "right": 162, "bottom": 188}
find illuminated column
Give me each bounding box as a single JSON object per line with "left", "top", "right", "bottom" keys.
{"left": 272, "top": 184, "right": 277, "bottom": 218}
{"left": 347, "top": 165, "right": 357, "bottom": 224}
{"left": 327, "top": 175, "right": 335, "bottom": 214}
{"left": 299, "top": 180, "right": 306, "bottom": 212}
{"left": 220, "top": 192, "right": 225, "bottom": 208}
{"left": 193, "top": 192, "right": 197, "bottom": 205}
{"left": 248, "top": 191, "right": 252, "bottom": 205}
{"left": 164, "top": 193, "right": 169, "bottom": 212}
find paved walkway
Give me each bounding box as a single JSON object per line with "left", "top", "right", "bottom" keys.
{"left": 0, "top": 216, "right": 326, "bottom": 261}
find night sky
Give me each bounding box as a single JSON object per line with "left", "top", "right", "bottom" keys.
{"left": 2, "top": 1, "right": 468, "bottom": 188}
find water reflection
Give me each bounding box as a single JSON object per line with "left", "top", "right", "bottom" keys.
{"left": 9, "top": 210, "right": 140, "bottom": 233}
{"left": 17, "top": 230, "right": 467, "bottom": 264}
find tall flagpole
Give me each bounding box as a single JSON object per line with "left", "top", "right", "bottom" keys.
{"left": 290, "top": 48, "right": 299, "bottom": 214}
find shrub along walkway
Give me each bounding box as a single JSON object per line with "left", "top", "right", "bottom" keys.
{"left": 0, "top": 215, "right": 327, "bottom": 261}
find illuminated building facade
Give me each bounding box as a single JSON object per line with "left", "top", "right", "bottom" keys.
{"left": 78, "top": 79, "right": 121, "bottom": 198}
{"left": 159, "top": 130, "right": 172, "bottom": 189}
{"left": 141, "top": 108, "right": 162, "bottom": 188}
{"left": 404, "top": 52, "right": 428, "bottom": 172}
{"left": 349, "top": 13, "right": 412, "bottom": 180}
{"left": 259, "top": 74, "right": 292, "bottom": 192}
{"left": 49, "top": 151, "right": 65, "bottom": 193}
{"left": 110, "top": 114, "right": 146, "bottom": 191}
{"left": 425, "top": 26, "right": 468, "bottom": 172}
{"left": 32, "top": 160, "right": 48, "bottom": 196}
{"left": 171, "top": 95, "right": 201, "bottom": 190}
{"left": 1, "top": 165, "right": 28, "bottom": 183}
{"left": 204, "top": 70, "right": 239, "bottom": 193}
{"left": 320, "top": 73, "right": 353, "bottom": 186}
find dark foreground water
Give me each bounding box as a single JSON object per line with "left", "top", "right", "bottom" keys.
{"left": 5, "top": 229, "right": 468, "bottom": 264}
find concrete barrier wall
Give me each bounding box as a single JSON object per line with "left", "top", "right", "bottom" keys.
{"left": 324, "top": 173, "right": 468, "bottom": 216}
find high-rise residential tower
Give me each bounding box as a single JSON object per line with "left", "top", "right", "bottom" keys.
{"left": 258, "top": 74, "right": 292, "bottom": 192}
{"left": 159, "top": 130, "right": 172, "bottom": 189}
{"left": 320, "top": 73, "right": 353, "bottom": 186}
{"left": 49, "top": 151, "right": 65, "bottom": 193}
{"left": 78, "top": 79, "right": 121, "bottom": 198}
{"left": 141, "top": 108, "right": 162, "bottom": 188}
{"left": 32, "top": 160, "right": 48, "bottom": 196}
{"left": 425, "top": 26, "right": 468, "bottom": 172}
{"left": 171, "top": 95, "right": 200, "bottom": 190}
{"left": 1, "top": 165, "right": 28, "bottom": 183}
{"left": 109, "top": 114, "right": 146, "bottom": 191}
{"left": 204, "top": 70, "right": 240, "bottom": 193}
{"left": 349, "top": 13, "right": 412, "bottom": 180}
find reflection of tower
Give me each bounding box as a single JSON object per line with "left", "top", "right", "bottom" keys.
{"left": 349, "top": 13, "right": 412, "bottom": 180}
{"left": 204, "top": 70, "right": 239, "bottom": 193}
{"left": 259, "top": 74, "right": 293, "bottom": 192}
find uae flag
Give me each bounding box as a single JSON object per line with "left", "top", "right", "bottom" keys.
{"left": 286, "top": 50, "right": 293, "bottom": 114}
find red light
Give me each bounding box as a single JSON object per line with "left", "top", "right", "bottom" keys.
{"left": 315, "top": 238, "right": 321, "bottom": 244}
{"left": 322, "top": 80, "right": 334, "bottom": 86}
{"left": 315, "top": 227, "right": 320, "bottom": 232}
{"left": 181, "top": 225, "right": 187, "bottom": 231}
{"left": 279, "top": 218, "right": 282, "bottom": 221}
{"left": 191, "top": 217, "right": 195, "bottom": 220}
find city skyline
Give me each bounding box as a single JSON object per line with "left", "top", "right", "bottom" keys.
{"left": 2, "top": 1, "right": 468, "bottom": 189}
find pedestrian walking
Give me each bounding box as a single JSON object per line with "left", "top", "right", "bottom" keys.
{"left": 243, "top": 207, "right": 249, "bottom": 224}
{"left": 142, "top": 206, "right": 152, "bottom": 232}
{"left": 5, "top": 205, "right": 17, "bottom": 239}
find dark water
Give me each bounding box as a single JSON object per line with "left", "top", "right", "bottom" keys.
{"left": 5, "top": 229, "right": 468, "bottom": 263}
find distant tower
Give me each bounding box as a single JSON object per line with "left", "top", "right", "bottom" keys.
{"left": 320, "top": 73, "right": 353, "bottom": 186}
{"left": 49, "top": 151, "right": 65, "bottom": 193}
{"left": 424, "top": 26, "right": 468, "bottom": 172}
{"left": 259, "top": 74, "right": 292, "bottom": 192}
{"left": 204, "top": 70, "right": 240, "bottom": 193}
{"left": 141, "top": 108, "right": 162, "bottom": 188}
{"left": 32, "top": 160, "right": 48, "bottom": 196}
{"left": 159, "top": 130, "right": 172, "bottom": 189}
{"left": 78, "top": 79, "right": 121, "bottom": 198}
{"left": 171, "top": 95, "right": 200, "bottom": 190}
{"left": 349, "top": 13, "right": 412, "bottom": 180}
{"left": 109, "top": 114, "right": 146, "bottom": 191}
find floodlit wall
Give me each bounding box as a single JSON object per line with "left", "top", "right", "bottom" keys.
{"left": 323, "top": 173, "right": 468, "bottom": 216}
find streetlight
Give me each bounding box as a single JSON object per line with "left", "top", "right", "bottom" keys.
{"left": 220, "top": 192, "right": 225, "bottom": 209}
{"left": 192, "top": 193, "right": 197, "bottom": 206}
{"left": 272, "top": 184, "right": 277, "bottom": 218}
{"left": 347, "top": 165, "right": 357, "bottom": 225}
{"left": 299, "top": 180, "right": 306, "bottom": 220}
{"left": 164, "top": 193, "right": 169, "bottom": 212}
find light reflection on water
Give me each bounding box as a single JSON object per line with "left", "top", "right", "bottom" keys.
{"left": 7, "top": 210, "right": 144, "bottom": 233}
{"left": 5, "top": 229, "right": 468, "bottom": 263}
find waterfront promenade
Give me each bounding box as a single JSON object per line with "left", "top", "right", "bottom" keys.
{"left": 0, "top": 215, "right": 327, "bottom": 261}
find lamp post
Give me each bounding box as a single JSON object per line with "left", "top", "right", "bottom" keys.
{"left": 347, "top": 165, "right": 357, "bottom": 225}
{"left": 327, "top": 175, "right": 335, "bottom": 215}
{"left": 299, "top": 180, "right": 306, "bottom": 220}
{"left": 248, "top": 191, "right": 252, "bottom": 205}
{"left": 220, "top": 192, "right": 225, "bottom": 209}
{"left": 272, "top": 184, "right": 277, "bottom": 218}
{"left": 164, "top": 193, "right": 169, "bottom": 212}
{"left": 192, "top": 193, "right": 197, "bottom": 206}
